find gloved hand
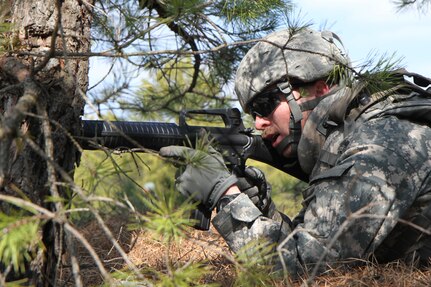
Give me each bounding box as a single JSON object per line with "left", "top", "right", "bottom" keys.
{"left": 159, "top": 145, "right": 238, "bottom": 210}
{"left": 236, "top": 166, "right": 274, "bottom": 216}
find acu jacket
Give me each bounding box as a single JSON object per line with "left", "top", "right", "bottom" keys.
{"left": 213, "top": 70, "right": 431, "bottom": 276}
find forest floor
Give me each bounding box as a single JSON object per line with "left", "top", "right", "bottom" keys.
{"left": 61, "top": 215, "right": 431, "bottom": 287}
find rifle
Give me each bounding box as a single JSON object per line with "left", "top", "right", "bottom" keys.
{"left": 79, "top": 108, "right": 308, "bottom": 230}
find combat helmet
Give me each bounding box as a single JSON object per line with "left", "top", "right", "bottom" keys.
{"left": 235, "top": 28, "right": 350, "bottom": 111}
{"left": 235, "top": 28, "right": 350, "bottom": 159}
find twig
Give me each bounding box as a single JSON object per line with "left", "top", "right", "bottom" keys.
{"left": 65, "top": 230, "right": 83, "bottom": 287}
{"left": 23, "top": 111, "right": 84, "bottom": 153}
{"left": 15, "top": 37, "right": 261, "bottom": 58}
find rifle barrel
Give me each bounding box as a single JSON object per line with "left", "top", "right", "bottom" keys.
{"left": 81, "top": 120, "right": 186, "bottom": 150}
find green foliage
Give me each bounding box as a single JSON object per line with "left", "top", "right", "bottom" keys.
{"left": 74, "top": 150, "right": 163, "bottom": 222}
{"left": 0, "top": 212, "right": 41, "bottom": 273}
{"left": 328, "top": 61, "right": 351, "bottom": 86}
{"left": 4, "top": 278, "right": 30, "bottom": 287}
{"left": 219, "top": 0, "right": 290, "bottom": 27}
{"left": 88, "top": 0, "right": 294, "bottom": 119}
{"left": 153, "top": 262, "right": 215, "bottom": 287}
{"left": 157, "top": 0, "right": 207, "bottom": 18}
{"left": 360, "top": 54, "right": 405, "bottom": 93}
{"left": 75, "top": 149, "right": 221, "bottom": 286}
{"left": 108, "top": 261, "right": 215, "bottom": 287}
{"left": 130, "top": 186, "right": 198, "bottom": 243}
{"left": 122, "top": 58, "right": 231, "bottom": 120}
{"left": 0, "top": 22, "right": 8, "bottom": 51}
{"left": 0, "top": 23, "right": 20, "bottom": 53}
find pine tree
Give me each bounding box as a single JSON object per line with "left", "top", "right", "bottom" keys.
{"left": 0, "top": 0, "right": 92, "bottom": 285}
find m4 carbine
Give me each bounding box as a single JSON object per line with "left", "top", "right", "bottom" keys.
{"left": 80, "top": 108, "right": 307, "bottom": 230}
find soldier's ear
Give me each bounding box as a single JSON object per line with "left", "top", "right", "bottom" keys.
{"left": 314, "top": 80, "right": 330, "bottom": 97}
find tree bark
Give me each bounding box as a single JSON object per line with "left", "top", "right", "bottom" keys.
{"left": 0, "top": 0, "right": 93, "bottom": 285}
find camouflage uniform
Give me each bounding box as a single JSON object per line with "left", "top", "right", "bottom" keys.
{"left": 214, "top": 36, "right": 431, "bottom": 276}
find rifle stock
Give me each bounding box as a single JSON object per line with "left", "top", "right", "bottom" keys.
{"left": 79, "top": 108, "right": 308, "bottom": 230}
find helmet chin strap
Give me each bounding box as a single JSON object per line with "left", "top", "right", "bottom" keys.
{"left": 275, "top": 120, "right": 301, "bottom": 156}
{"left": 275, "top": 81, "right": 327, "bottom": 158}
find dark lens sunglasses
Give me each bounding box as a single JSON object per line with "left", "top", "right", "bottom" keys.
{"left": 248, "top": 89, "right": 283, "bottom": 119}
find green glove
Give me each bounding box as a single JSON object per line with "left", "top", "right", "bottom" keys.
{"left": 159, "top": 145, "right": 238, "bottom": 210}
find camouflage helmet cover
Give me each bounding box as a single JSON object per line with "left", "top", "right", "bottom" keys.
{"left": 235, "top": 28, "right": 350, "bottom": 112}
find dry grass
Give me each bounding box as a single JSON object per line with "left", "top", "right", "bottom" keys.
{"left": 127, "top": 227, "right": 236, "bottom": 286}
{"left": 59, "top": 215, "right": 431, "bottom": 287}
{"left": 301, "top": 261, "right": 431, "bottom": 287}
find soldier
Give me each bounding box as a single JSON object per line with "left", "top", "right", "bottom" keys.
{"left": 160, "top": 28, "right": 431, "bottom": 276}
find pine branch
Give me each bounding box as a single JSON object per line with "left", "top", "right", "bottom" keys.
{"left": 149, "top": 1, "right": 202, "bottom": 94}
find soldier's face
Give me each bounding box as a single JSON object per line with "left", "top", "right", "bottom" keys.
{"left": 254, "top": 82, "right": 328, "bottom": 157}
{"left": 254, "top": 92, "right": 298, "bottom": 157}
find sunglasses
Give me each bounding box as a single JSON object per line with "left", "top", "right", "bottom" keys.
{"left": 248, "top": 88, "right": 288, "bottom": 119}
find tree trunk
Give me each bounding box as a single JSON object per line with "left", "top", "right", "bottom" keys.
{"left": 0, "top": 0, "right": 93, "bottom": 285}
